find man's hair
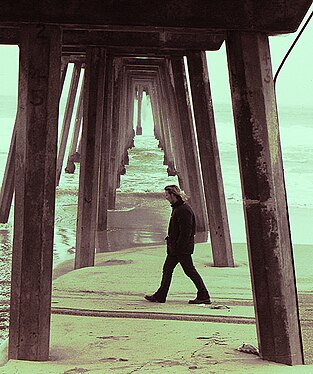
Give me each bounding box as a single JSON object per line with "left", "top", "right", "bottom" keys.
{"left": 164, "top": 185, "right": 188, "bottom": 201}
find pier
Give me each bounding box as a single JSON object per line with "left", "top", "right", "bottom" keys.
{"left": 0, "top": 0, "right": 311, "bottom": 367}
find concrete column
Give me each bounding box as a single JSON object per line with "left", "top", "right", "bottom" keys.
{"left": 0, "top": 53, "right": 70, "bottom": 223}
{"left": 75, "top": 48, "right": 106, "bottom": 269}
{"left": 60, "top": 57, "right": 69, "bottom": 91}
{"left": 65, "top": 77, "right": 84, "bottom": 173}
{"left": 108, "top": 58, "right": 123, "bottom": 209}
{"left": 170, "top": 55, "right": 208, "bottom": 232}
{"left": 56, "top": 62, "right": 82, "bottom": 185}
{"left": 187, "top": 51, "right": 234, "bottom": 267}
{"left": 125, "top": 74, "right": 135, "bottom": 150}
{"left": 150, "top": 80, "right": 176, "bottom": 176}
{"left": 150, "top": 85, "right": 162, "bottom": 141}
{"left": 152, "top": 78, "right": 168, "bottom": 162}
{"left": 149, "top": 85, "right": 160, "bottom": 139}
{"left": 115, "top": 66, "right": 129, "bottom": 189}
{"left": 136, "top": 85, "right": 143, "bottom": 135}
{"left": 9, "top": 24, "right": 61, "bottom": 361}
{"left": 151, "top": 80, "right": 165, "bottom": 150}
{"left": 96, "top": 54, "right": 114, "bottom": 251}
{"left": 161, "top": 60, "right": 189, "bottom": 192}
{"left": 226, "top": 31, "right": 303, "bottom": 365}
{"left": 0, "top": 122, "right": 16, "bottom": 223}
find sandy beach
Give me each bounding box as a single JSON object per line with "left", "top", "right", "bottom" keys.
{"left": 39, "top": 192, "right": 313, "bottom": 363}
{"left": 0, "top": 188, "right": 313, "bottom": 373}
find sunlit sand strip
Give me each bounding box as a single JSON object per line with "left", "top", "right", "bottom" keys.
{"left": 51, "top": 307, "right": 255, "bottom": 324}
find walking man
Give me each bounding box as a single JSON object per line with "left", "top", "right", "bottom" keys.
{"left": 145, "top": 185, "right": 211, "bottom": 304}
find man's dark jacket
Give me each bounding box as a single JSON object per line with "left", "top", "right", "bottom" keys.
{"left": 166, "top": 199, "right": 196, "bottom": 255}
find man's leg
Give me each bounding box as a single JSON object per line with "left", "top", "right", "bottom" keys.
{"left": 179, "top": 255, "right": 210, "bottom": 301}
{"left": 152, "top": 254, "right": 179, "bottom": 302}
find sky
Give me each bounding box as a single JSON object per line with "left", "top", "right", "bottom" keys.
{"left": 207, "top": 6, "right": 313, "bottom": 108}
{"left": 0, "top": 6, "right": 312, "bottom": 109}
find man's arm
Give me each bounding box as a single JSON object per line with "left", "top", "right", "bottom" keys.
{"left": 176, "top": 208, "right": 194, "bottom": 250}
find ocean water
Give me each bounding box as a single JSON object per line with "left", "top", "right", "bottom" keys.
{"left": 119, "top": 102, "right": 313, "bottom": 208}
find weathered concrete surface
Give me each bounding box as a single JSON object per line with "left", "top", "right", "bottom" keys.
{"left": 9, "top": 25, "right": 61, "bottom": 361}
{"left": 187, "top": 51, "right": 234, "bottom": 267}
{"left": 75, "top": 48, "right": 105, "bottom": 269}
{"left": 0, "top": 1, "right": 310, "bottom": 33}
{"left": 226, "top": 32, "right": 303, "bottom": 365}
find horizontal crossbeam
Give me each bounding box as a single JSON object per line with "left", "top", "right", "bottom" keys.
{"left": 0, "top": 0, "right": 311, "bottom": 33}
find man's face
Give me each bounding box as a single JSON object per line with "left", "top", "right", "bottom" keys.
{"left": 165, "top": 190, "right": 176, "bottom": 204}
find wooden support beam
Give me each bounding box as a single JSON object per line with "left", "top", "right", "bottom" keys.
{"left": 96, "top": 54, "right": 114, "bottom": 251}
{"left": 63, "top": 29, "right": 224, "bottom": 51}
{"left": 114, "top": 68, "right": 135, "bottom": 183}
{"left": 226, "top": 31, "right": 304, "bottom": 365}
{"left": 0, "top": 26, "right": 19, "bottom": 44}
{"left": 149, "top": 78, "right": 176, "bottom": 175}
{"left": 108, "top": 58, "right": 123, "bottom": 209}
{"left": 149, "top": 84, "right": 161, "bottom": 140}
{"left": 146, "top": 80, "right": 165, "bottom": 151}
{"left": 136, "top": 85, "right": 143, "bottom": 135}
{"left": 65, "top": 77, "right": 84, "bottom": 172}
{"left": 0, "top": 52, "right": 70, "bottom": 223}
{"left": 170, "top": 55, "right": 208, "bottom": 232}
{"left": 187, "top": 51, "right": 234, "bottom": 267}
{"left": 0, "top": 1, "right": 310, "bottom": 33}
{"left": 0, "top": 27, "right": 224, "bottom": 53}
{"left": 60, "top": 58, "right": 69, "bottom": 90}
{"left": 125, "top": 72, "right": 136, "bottom": 150}
{"left": 75, "top": 48, "right": 106, "bottom": 269}
{"left": 0, "top": 123, "right": 16, "bottom": 223}
{"left": 9, "top": 24, "right": 61, "bottom": 361}
{"left": 160, "top": 60, "right": 189, "bottom": 193}
{"left": 56, "top": 62, "right": 82, "bottom": 185}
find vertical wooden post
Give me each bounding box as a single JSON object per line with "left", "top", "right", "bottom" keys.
{"left": 65, "top": 77, "right": 84, "bottom": 172}
{"left": 149, "top": 85, "right": 161, "bottom": 139}
{"left": 108, "top": 58, "right": 122, "bottom": 209}
{"left": 125, "top": 74, "right": 135, "bottom": 151}
{"left": 149, "top": 81, "right": 163, "bottom": 146}
{"left": 226, "top": 32, "right": 303, "bottom": 365}
{"left": 150, "top": 85, "right": 162, "bottom": 141}
{"left": 136, "top": 85, "right": 143, "bottom": 135}
{"left": 0, "top": 123, "right": 16, "bottom": 223}
{"left": 170, "top": 55, "right": 208, "bottom": 232}
{"left": 150, "top": 78, "right": 166, "bottom": 155}
{"left": 96, "top": 54, "right": 114, "bottom": 252}
{"left": 60, "top": 57, "right": 69, "bottom": 91}
{"left": 9, "top": 24, "right": 61, "bottom": 361}
{"left": 187, "top": 51, "right": 234, "bottom": 267}
{"left": 150, "top": 80, "right": 175, "bottom": 176}
{"left": 75, "top": 48, "right": 106, "bottom": 269}
{"left": 56, "top": 62, "right": 82, "bottom": 185}
{"left": 114, "top": 68, "right": 132, "bottom": 186}
{"left": 0, "top": 53, "right": 69, "bottom": 223}
{"left": 161, "top": 61, "right": 189, "bottom": 192}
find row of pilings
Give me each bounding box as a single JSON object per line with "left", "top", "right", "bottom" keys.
{"left": 0, "top": 24, "right": 304, "bottom": 366}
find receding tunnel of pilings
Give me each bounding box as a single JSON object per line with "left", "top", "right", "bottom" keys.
{"left": 121, "top": 90, "right": 179, "bottom": 192}
{"left": 98, "top": 89, "right": 181, "bottom": 251}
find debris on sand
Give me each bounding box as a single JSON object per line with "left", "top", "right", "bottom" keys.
{"left": 236, "top": 343, "right": 259, "bottom": 355}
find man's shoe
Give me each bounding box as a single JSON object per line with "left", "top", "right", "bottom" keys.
{"left": 144, "top": 295, "right": 165, "bottom": 303}
{"left": 188, "top": 297, "right": 211, "bottom": 305}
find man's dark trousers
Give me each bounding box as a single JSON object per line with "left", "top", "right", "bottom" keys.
{"left": 153, "top": 254, "right": 210, "bottom": 302}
